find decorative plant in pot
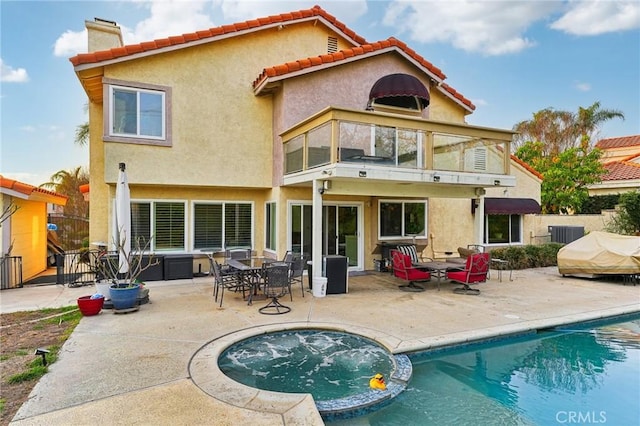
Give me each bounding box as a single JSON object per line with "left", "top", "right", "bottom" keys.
{"left": 94, "top": 236, "right": 159, "bottom": 311}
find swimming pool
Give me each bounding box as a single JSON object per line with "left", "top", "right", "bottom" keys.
{"left": 328, "top": 314, "right": 640, "bottom": 425}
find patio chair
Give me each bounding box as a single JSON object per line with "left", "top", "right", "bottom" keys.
{"left": 446, "top": 252, "right": 490, "bottom": 295}
{"left": 281, "top": 250, "right": 294, "bottom": 263}
{"left": 225, "top": 248, "right": 252, "bottom": 260}
{"left": 210, "top": 257, "right": 247, "bottom": 307}
{"left": 391, "top": 249, "right": 431, "bottom": 292}
{"left": 289, "top": 255, "right": 307, "bottom": 297}
{"left": 259, "top": 263, "right": 292, "bottom": 315}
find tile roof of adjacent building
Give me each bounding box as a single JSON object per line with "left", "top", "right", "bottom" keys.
{"left": 511, "top": 154, "right": 543, "bottom": 180}
{"left": 70, "top": 5, "right": 366, "bottom": 67}
{"left": 595, "top": 135, "right": 640, "bottom": 149}
{"left": 601, "top": 161, "right": 640, "bottom": 181}
{"left": 0, "top": 175, "right": 68, "bottom": 204}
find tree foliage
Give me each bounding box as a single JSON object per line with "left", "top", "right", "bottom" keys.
{"left": 40, "top": 167, "right": 89, "bottom": 218}
{"left": 513, "top": 101, "right": 625, "bottom": 153}
{"left": 516, "top": 143, "right": 606, "bottom": 213}
{"left": 513, "top": 101, "right": 624, "bottom": 214}
{"left": 605, "top": 191, "right": 640, "bottom": 235}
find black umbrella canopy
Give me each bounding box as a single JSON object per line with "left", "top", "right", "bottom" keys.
{"left": 368, "top": 73, "right": 430, "bottom": 110}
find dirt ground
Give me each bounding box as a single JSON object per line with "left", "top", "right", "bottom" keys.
{"left": 0, "top": 309, "right": 80, "bottom": 426}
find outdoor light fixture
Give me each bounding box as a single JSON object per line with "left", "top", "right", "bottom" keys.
{"left": 359, "top": 171, "right": 367, "bottom": 177}
{"left": 433, "top": 175, "right": 440, "bottom": 182}
{"left": 494, "top": 180, "right": 501, "bottom": 186}
{"left": 35, "top": 348, "right": 50, "bottom": 365}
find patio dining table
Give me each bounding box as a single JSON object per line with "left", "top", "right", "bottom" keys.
{"left": 414, "top": 260, "right": 464, "bottom": 290}
{"left": 226, "top": 257, "right": 277, "bottom": 305}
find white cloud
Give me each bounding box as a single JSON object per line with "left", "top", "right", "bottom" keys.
{"left": 574, "top": 81, "right": 591, "bottom": 92}
{"left": 0, "top": 58, "right": 29, "bottom": 82}
{"left": 382, "top": 1, "right": 561, "bottom": 55}
{"left": 19, "top": 125, "right": 37, "bottom": 133}
{"left": 53, "top": 29, "right": 88, "bottom": 57}
{"left": 551, "top": 1, "right": 640, "bottom": 36}
{"left": 471, "top": 98, "right": 488, "bottom": 107}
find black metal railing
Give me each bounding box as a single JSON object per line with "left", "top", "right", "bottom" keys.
{"left": 1, "top": 256, "right": 23, "bottom": 289}
{"left": 55, "top": 250, "right": 98, "bottom": 286}
{"left": 48, "top": 214, "right": 89, "bottom": 251}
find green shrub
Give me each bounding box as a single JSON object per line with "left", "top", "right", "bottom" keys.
{"left": 489, "top": 243, "right": 563, "bottom": 269}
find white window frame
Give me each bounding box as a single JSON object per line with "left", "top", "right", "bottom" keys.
{"left": 484, "top": 214, "right": 523, "bottom": 246}
{"left": 192, "top": 201, "right": 254, "bottom": 252}
{"left": 128, "top": 199, "right": 187, "bottom": 253}
{"left": 265, "top": 201, "right": 277, "bottom": 254}
{"left": 103, "top": 78, "right": 171, "bottom": 146}
{"left": 378, "top": 199, "right": 428, "bottom": 240}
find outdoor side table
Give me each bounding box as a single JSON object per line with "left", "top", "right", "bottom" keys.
{"left": 490, "top": 258, "right": 512, "bottom": 282}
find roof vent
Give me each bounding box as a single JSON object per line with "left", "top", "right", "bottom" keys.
{"left": 327, "top": 36, "right": 338, "bottom": 53}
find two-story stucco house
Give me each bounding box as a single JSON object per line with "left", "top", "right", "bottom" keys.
{"left": 70, "top": 6, "right": 541, "bottom": 279}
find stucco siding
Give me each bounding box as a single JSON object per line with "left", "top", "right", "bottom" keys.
{"left": 11, "top": 199, "right": 48, "bottom": 280}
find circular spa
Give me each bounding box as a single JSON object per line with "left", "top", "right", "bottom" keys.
{"left": 217, "top": 329, "right": 412, "bottom": 420}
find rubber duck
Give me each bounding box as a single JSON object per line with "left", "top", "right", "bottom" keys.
{"left": 369, "top": 373, "right": 386, "bottom": 390}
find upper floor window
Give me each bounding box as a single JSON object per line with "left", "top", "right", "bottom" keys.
{"left": 379, "top": 200, "right": 427, "bottom": 239}
{"left": 104, "top": 78, "right": 171, "bottom": 146}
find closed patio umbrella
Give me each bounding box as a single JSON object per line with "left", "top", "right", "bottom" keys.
{"left": 114, "top": 162, "right": 131, "bottom": 274}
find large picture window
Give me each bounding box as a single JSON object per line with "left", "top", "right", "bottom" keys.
{"left": 379, "top": 200, "right": 427, "bottom": 239}
{"left": 131, "top": 201, "right": 185, "bottom": 251}
{"left": 485, "top": 214, "right": 521, "bottom": 245}
{"left": 193, "top": 202, "right": 253, "bottom": 250}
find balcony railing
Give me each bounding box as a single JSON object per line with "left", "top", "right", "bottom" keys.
{"left": 282, "top": 107, "right": 513, "bottom": 176}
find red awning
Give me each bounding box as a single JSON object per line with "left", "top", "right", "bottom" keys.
{"left": 483, "top": 198, "right": 541, "bottom": 215}
{"left": 368, "top": 73, "right": 430, "bottom": 109}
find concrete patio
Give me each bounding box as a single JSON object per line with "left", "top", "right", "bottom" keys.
{"left": 3, "top": 267, "right": 639, "bottom": 425}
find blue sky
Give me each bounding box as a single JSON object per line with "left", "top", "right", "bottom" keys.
{"left": 2, "top": 0, "right": 639, "bottom": 186}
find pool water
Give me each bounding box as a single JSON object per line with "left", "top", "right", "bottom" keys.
{"left": 329, "top": 315, "right": 640, "bottom": 425}
{"left": 218, "top": 329, "right": 395, "bottom": 401}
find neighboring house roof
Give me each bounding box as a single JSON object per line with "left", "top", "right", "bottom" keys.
{"left": 252, "top": 37, "right": 474, "bottom": 112}
{"left": 0, "top": 175, "right": 68, "bottom": 205}
{"left": 596, "top": 135, "right": 640, "bottom": 149}
{"left": 601, "top": 161, "right": 640, "bottom": 181}
{"left": 70, "top": 5, "right": 366, "bottom": 67}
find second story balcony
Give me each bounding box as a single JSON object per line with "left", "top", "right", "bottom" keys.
{"left": 281, "top": 107, "right": 516, "bottom": 194}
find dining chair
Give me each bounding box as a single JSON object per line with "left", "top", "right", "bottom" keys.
{"left": 259, "top": 263, "right": 292, "bottom": 315}
{"left": 210, "top": 256, "right": 246, "bottom": 307}
{"left": 289, "top": 255, "right": 307, "bottom": 297}
{"left": 225, "top": 248, "right": 252, "bottom": 260}
{"left": 391, "top": 249, "right": 431, "bottom": 292}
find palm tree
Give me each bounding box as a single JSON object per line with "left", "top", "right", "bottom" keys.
{"left": 513, "top": 101, "right": 625, "bottom": 154}
{"left": 74, "top": 103, "right": 89, "bottom": 147}
{"left": 41, "top": 166, "right": 90, "bottom": 218}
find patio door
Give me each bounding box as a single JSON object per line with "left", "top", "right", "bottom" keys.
{"left": 289, "top": 202, "right": 362, "bottom": 270}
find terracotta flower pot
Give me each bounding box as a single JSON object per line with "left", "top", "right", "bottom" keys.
{"left": 77, "top": 295, "right": 105, "bottom": 316}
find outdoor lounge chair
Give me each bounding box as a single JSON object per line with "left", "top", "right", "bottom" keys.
{"left": 446, "top": 252, "right": 490, "bottom": 295}
{"left": 391, "top": 249, "right": 431, "bottom": 292}
{"left": 259, "top": 263, "right": 292, "bottom": 315}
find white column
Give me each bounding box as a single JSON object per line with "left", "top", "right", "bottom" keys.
{"left": 311, "top": 180, "right": 324, "bottom": 278}
{"left": 474, "top": 195, "right": 485, "bottom": 245}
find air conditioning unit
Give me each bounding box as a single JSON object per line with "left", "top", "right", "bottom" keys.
{"left": 548, "top": 226, "right": 584, "bottom": 244}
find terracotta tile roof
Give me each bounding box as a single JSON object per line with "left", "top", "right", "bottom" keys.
{"left": 595, "top": 135, "right": 640, "bottom": 149}
{"left": 0, "top": 175, "right": 68, "bottom": 204}
{"left": 601, "top": 161, "right": 640, "bottom": 181}
{"left": 70, "top": 5, "right": 366, "bottom": 67}
{"left": 510, "top": 154, "right": 543, "bottom": 180}
{"left": 253, "top": 37, "right": 475, "bottom": 111}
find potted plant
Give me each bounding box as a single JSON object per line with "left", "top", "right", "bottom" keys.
{"left": 94, "top": 237, "right": 159, "bottom": 311}
{"left": 77, "top": 293, "right": 105, "bottom": 316}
